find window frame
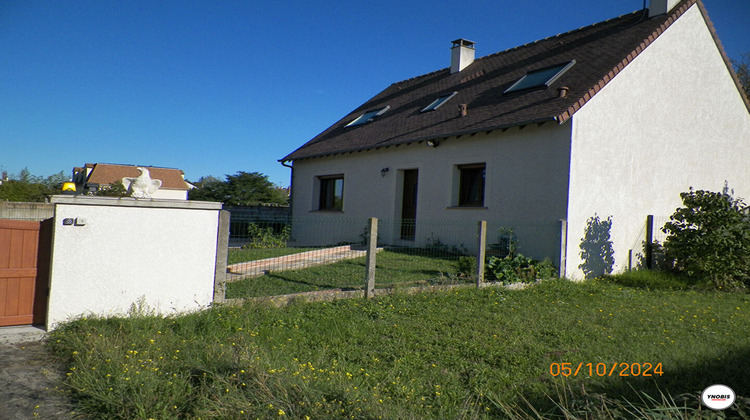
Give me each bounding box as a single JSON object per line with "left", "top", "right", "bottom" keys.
{"left": 317, "top": 175, "right": 344, "bottom": 211}
{"left": 344, "top": 106, "right": 390, "bottom": 127}
{"left": 421, "top": 92, "right": 458, "bottom": 112}
{"left": 457, "top": 163, "right": 486, "bottom": 207}
{"left": 504, "top": 60, "right": 576, "bottom": 94}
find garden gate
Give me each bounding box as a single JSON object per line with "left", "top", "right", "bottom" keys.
{"left": 0, "top": 219, "right": 52, "bottom": 327}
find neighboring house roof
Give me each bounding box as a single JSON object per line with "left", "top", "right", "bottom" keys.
{"left": 80, "top": 163, "right": 191, "bottom": 190}
{"left": 282, "top": 0, "right": 749, "bottom": 162}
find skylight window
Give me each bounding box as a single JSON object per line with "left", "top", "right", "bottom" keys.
{"left": 504, "top": 60, "right": 576, "bottom": 94}
{"left": 345, "top": 106, "right": 390, "bottom": 127}
{"left": 421, "top": 92, "right": 457, "bottom": 112}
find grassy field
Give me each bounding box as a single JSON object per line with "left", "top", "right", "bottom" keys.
{"left": 48, "top": 276, "right": 749, "bottom": 419}
{"left": 226, "top": 250, "right": 467, "bottom": 298}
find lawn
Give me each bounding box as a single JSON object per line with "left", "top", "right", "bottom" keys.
{"left": 48, "top": 278, "right": 750, "bottom": 419}
{"left": 226, "top": 249, "right": 466, "bottom": 298}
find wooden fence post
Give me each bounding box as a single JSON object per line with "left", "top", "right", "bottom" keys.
{"left": 559, "top": 219, "right": 567, "bottom": 278}
{"left": 645, "top": 215, "right": 654, "bottom": 270}
{"left": 213, "top": 210, "right": 230, "bottom": 304}
{"left": 364, "top": 217, "right": 378, "bottom": 298}
{"left": 476, "top": 220, "right": 487, "bottom": 286}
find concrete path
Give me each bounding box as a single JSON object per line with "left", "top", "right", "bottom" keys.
{"left": 226, "top": 245, "right": 376, "bottom": 280}
{"left": 0, "top": 325, "right": 47, "bottom": 345}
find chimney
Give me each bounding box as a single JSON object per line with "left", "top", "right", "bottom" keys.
{"left": 648, "top": 0, "right": 680, "bottom": 16}
{"left": 450, "top": 39, "right": 475, "bottom": 74}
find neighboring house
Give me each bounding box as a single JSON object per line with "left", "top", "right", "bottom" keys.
{"left": 72, "top": 163, "right": 194, "bottom": 200}
{"left": 280, "top": 0, "right": 750, "bottom": 279}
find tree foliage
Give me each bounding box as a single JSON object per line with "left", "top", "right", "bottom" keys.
{"left": 734, "top": 52, "right": 750, "bottom": 99}
{"left": 662, "top": 188, "right": 750, "bottom": 290}
{"left": 0, "top": 168, "right": 68, "bottom": 202}
{"left": 188, "top": 171, "right": 288, "bottom": 206}
{"left": 92, "top": 180, "right": 131, "bottom": 197}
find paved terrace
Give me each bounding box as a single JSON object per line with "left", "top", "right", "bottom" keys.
{"left": 226, "top": 245, "right": 380, "bottom": 280}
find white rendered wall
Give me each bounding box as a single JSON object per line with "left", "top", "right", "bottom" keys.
{"left": 290, "top": 122, "right": 571, "bottom": 261}
{"left": 566, "top": 4, "right": 750, "bottom": 279}
{"left": 151, "top": 189, "right": 189, "bottom": 200}
{"left": 46, "top": 196, "right": 222, "bottom": 329}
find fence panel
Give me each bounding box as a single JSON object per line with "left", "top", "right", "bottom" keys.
{"left": 628, "top": 215, "right": 670, "bottom": 270}
{"left": 224, "top": 216, "right": 563, "bottom": 299}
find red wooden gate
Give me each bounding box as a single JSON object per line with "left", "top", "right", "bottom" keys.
{"left": 0, "top": 219, "right": 51, "bottom": 327}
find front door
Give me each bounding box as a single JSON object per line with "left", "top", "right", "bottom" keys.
{"left": 400, "top": 169, "right": 418, "bottom": 240}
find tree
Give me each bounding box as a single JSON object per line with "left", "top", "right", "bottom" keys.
{"left": 734, "top": 52, "right": 750, "bottom": 98}
{"left": 92, "top": 180, "right": 131, "bottom": 197}
{"left": 188, "top": 172, "right": 288, "bottom": 206}
{"left": 0, "top": 168, "right": 67, "bottom": 202}
{"left": 662, "top": 187, "right": 750, "bottom": 290}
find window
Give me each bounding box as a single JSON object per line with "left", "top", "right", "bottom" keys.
{"left": 421, "top": 92, "right": 457, "bottom": 112}
{"left": 345, "top": 106, "right": 390, "bottom": 127}
{"left": 458, "top": 163, "right": 485, "bottom": 207}
{"left": 318, "top": 175, "right": 344, "bottom": 211}
{"left": 504, "top": 60, "right": 576, "bottom": 94}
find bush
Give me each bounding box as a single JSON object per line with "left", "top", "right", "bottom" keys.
{"left": 662, "top": 188, "right": 750, "bottom": 290}
{"left": 487, "top": 255, "right": 557, "bottom": 284}
{"left": 243, "top": 223, "right": 290, "bottom": 249}
{"left": 455, "top": 256, "right": 476, "bottom": 277}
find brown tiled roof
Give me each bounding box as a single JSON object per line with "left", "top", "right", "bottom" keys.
{"left": 282, "top": 0, "right": 748, "bottom": 162}
{"left": 84, "top": 164, "right": 190, "bottom": 190}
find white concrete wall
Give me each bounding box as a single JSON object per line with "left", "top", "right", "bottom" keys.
{"left": 291, "top": 122, "right": 571, "bottom": 261}
{"left": 151, "top": 189, "right": 189, "bottom": 200}
{"left": 566, "top": 3, "right": 750, "bottom": 279}
{"left": 46, "top": 196, "right": 222, "bottom": 329}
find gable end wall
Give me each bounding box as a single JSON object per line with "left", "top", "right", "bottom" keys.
{"left": 565, "top": 3, "right": 750, "bottom": 279}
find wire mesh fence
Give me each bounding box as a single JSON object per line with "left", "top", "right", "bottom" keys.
{"left": 224, "top": 216, "right": 563, "bottom": 299}
{"left": 628, "top": 215, "right": 670, "bottom": 270}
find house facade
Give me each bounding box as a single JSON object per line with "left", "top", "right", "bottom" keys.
{"left": 281, "top": 0, "right": 750, "bottom": 279}
{"left": 73, "top": 163, "right": 194, "bottom": 200}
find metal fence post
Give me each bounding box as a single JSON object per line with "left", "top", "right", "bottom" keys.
{"left": 364, "top": 217, "right": 378, "bottom": 298}
{"left": 645, "top": 215, "right": 654, "bottom": 270}
{"left": 476, "top": 220, "right": 487, "bottom": 286}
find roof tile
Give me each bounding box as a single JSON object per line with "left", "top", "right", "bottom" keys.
{"left": 283, "top": 0, "right": 747, "bottom": 162}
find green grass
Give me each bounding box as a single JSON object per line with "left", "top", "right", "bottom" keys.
{"left": 604, "top": 269, "right": 709, "bottom": 291}
{"left": 227, "top": 247, "right": 318, "bottom": 265}
{"left": 226, "top": 250, "right": 465, "bottom": 298}
{"left": 48, "top": 280, "right": 750, "bottom": 419}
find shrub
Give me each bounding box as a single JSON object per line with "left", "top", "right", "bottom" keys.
{"left": 487, "top": 255, "right": 557, "bottom": 284}
{"left": 243, "top": 223, "right": 290, "bottom": 249}
{"left": 662, "top": 188, "right": 750, "bottom": 290}
{"left": 455, "top": 256, "right": 476, "bottom": 277}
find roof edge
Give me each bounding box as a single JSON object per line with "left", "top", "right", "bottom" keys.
{"left": 695, "top": 0, "right": 750, "bottom": 114}
{"left": 556, "top": 0, "right": 696, "bottom": 123}
{"left": 280, "top": 117, "right": 557, "bottom": 163}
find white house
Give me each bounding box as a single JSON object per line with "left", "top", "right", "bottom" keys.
{"left": 280, "top": 0, "right": 750, "bottom": 280}
{"left": 72, "top": 163, "right": 194, "bottom": 200}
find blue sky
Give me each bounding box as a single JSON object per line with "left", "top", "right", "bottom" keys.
{"left": 1, "top": 0, "right": 747, "bottom": 187}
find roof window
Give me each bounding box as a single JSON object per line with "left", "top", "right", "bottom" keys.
{"left": 504, "top": 60, "right": 576, "bottom": 94}
{"left": 421, "top": 92, "right": 457, "bottom": 112}
{"left": 345, "top": 106, "right": 390, "bottom": 127}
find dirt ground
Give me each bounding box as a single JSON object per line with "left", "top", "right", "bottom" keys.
{"left": 0, "top": 340, "right": 79, "bottom": 419}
